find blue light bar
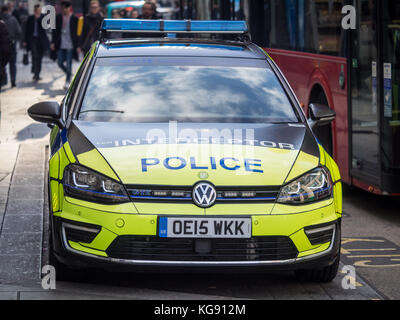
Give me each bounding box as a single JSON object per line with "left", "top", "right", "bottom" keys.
{"left": 101, "top": 19, "right": 248, "bottom": 34}
{"left": 191, "top": 20, "right": 247, "bottom": 32}
{"left": 102, "top": 19, "right": 159, "bottom": 31}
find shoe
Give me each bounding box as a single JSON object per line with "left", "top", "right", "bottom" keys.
{"left": 11, "top": 83, "right": 16, "bottom": 88}
{"left": 64, "top": 81, "right": 70, "bottom": 90}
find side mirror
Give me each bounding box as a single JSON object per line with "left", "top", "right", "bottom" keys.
{"left": 28, "top": 101, "right": 64, "bottom": 128}
{"left": 308, "top": 103, "right": 336, "bottom": 129}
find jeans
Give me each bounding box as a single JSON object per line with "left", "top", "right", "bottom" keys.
{"left": 57, "top": 48, "right": 74, "bottom": 82}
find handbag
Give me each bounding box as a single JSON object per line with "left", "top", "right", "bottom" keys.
{"left": 23, "top": 50, "right": 29, "bottom": 65}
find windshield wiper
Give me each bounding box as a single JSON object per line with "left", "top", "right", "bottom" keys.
{"left": 80, "top": 110, "right": 125, "bottom": 114}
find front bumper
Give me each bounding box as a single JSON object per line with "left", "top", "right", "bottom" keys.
{"left": 51, "top": 198, "right": 341, "bottom": 272}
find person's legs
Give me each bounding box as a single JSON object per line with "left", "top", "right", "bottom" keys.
{"left": 0, "top": 66, "right": 6, "bottom": 86}
{"left": 31, "top": 39, "right": 40, "bottom": 79}
{"left": 65, "top": 49, "right": 73, "bottom": 82}
{"left": 9, "top": 42, "right": 17, "bottom": 86}
{"left": 36, "top": 47, "right": 43, "bottom": 79}
{"left": 57, "top": 49, "right": 67, "bottom": 74}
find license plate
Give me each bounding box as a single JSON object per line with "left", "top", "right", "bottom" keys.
{"left": 158, "top": 217, "right": 251, "bottom": 238}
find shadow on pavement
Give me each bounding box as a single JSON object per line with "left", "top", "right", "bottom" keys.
{"left": 16, "top": 123, "right": 50, "bottom": 141}
{"left": 15, "top": 78, "right": 66, "bottom": 98}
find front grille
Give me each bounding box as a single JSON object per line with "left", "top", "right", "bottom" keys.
{"left": 126, "top": 185, "right": 280, "bottom": 204}
{"left": 106, "top": 236, "right": 298, "bottom": 262}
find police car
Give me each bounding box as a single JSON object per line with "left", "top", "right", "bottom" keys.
{"left": 28, "top": 19, "right": 342, "bottom": 282}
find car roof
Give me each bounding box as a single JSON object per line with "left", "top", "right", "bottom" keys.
{"left": 96, "top": 38, "right": 267, "bottom": 59}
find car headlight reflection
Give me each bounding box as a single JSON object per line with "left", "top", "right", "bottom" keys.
{"left": 277, "top": 167, "right": 332, "bottom": 204}
{"left": 64, "top": 164, "right": 129, "bottom": 204}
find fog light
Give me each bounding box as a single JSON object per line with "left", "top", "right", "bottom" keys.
{"left": 304, "top": 224, "right": 335, "bottom": 245}
{"left": 62, "top": 222, "right": 100, "bottom": 244}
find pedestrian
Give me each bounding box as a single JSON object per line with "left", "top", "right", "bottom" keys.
{"left": 0, "top": 19, "right": 11, "bottom": 92}
{"left": 111, "top": 8, "right": 121, "bottom": 19}
{"left": 24, "top": 4, "right": 50, "bottom": 81}
{"left": 12, "top": 2, "right": 28, "bottom": 26}
{"left": 109, "top": 9, "right": 124, "bottom": 39}
{"left": 171, "top": 0, "right": 181, "bottom": 20}
{"left": 51, "top": 1, "right": 79, "bottom": 89}
{"left": 7, "top": 1, "right": 16, "bottom": 21}
{"left": 139, "top": 1, "right": 161, "bottom": 20}
{"left": 123, "top": 1, "right": 161, "bottom": 38}
{"left": 13, "top": 2, "right": 28, "bottom": 48}
{"left": 131, "top": 8, "right": 139, "bottom": 19}
{"left": 0, "top": 5, "right": 21, "bottom": 88}
{"left": 78, "top": 0, "right": 103, "bottom": 57}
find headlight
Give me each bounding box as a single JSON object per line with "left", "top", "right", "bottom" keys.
{"left": 277, "top": 167, "right": 332, "bottom": 204}
{"left": 63, "top": 164, "right": 129, "bottom": 204}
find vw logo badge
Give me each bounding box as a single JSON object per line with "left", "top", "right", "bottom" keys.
{"left": 192, "top": 182, "right": 217, "bottom": 208}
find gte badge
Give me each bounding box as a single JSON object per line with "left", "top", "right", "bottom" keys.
{"left": 192, "top": 182, "right": 217, "bottom": 208}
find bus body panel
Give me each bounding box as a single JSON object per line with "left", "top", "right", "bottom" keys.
{"left": 266, "top": 48, "right": 350, "bottom": 185}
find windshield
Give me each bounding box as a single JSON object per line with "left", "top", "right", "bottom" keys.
{"left": 78, "top": 57, "right": 299, "bottom": 123}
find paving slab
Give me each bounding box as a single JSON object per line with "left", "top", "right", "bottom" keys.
{"left": 1, "top": 214, "right": 43, "bottom": 233}
{"left": 0, "top": 186, "right": 8, "bottom": 204}
{"left": 0, "top": 232, "right": 42, "bottom": 255}
{"left": 8, "top": 186, "right": 44, "bottom": 200}
{"left": 0, "top": 254, "right": 41, "bottom": 284}
{"left": 0, "top": 292, "right": 18, "bottom": 300}
{"left": 0, "top": 174, "right": 11, "bottom": 187}
{"left": 5, "top": 199, "right": 44, "bottom": 215}
{"left": 11, "top": 174, "right": 43, "bottom": 186}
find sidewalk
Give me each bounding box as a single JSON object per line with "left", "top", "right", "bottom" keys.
{"left": 0, "top": 51, "right": 74, "bottom": 296}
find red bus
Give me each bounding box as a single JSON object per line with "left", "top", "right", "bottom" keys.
{"left": 245, "top": 0, "right": 400, "bottom": 196}
{"left": 189, "top": 0, "right": 400, "bottom": 195}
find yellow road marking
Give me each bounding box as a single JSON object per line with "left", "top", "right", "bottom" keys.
{"left": 341, "top": 238, "right": 385, "bottom": 245}
{"left": 347, "top": 248, "right": 397, "bottom": 252}
{"left": 347, "top": 254, "right": 400, "bottom": 258}
{"left": 354, "top": 260, "right": 400, "bottom": 268}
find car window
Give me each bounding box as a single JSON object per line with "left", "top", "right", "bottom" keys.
{"left": 78, "top": 57, "right": 299, "bottom": 123}
{"left": 66, "top": 55, "right": 90, "bottom": 117}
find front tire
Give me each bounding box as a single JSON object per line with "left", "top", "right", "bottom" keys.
{"left": 294, "top": 253, "right": 340, "bottom": 283}
{"left": 49, "top": 232, "right": 85, "bottom": 282}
